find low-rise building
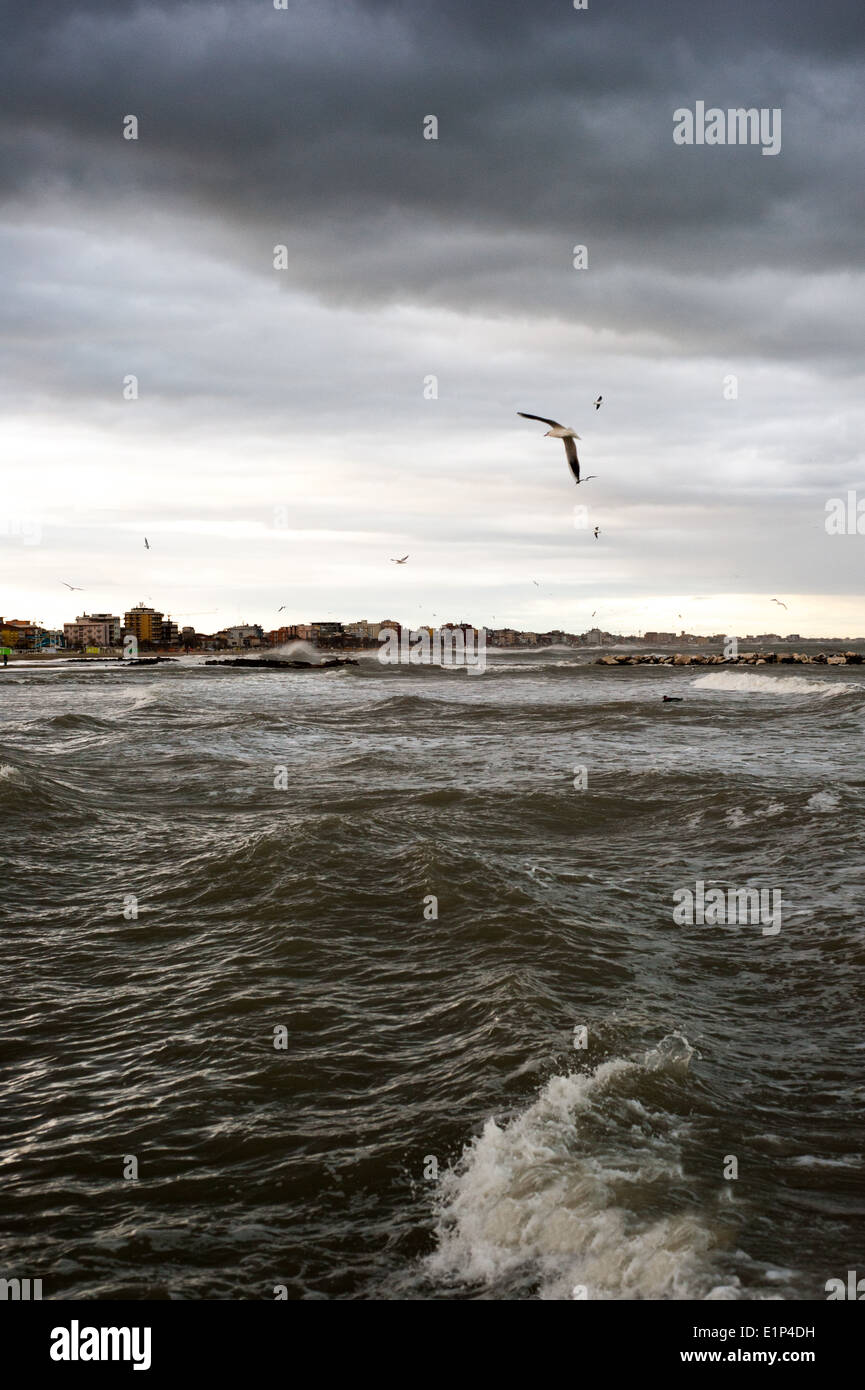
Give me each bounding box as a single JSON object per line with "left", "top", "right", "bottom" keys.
{"left": 344, "top": 619, "right": 382, "bottom": 640}
{"left": 2, "top": 618, "right": 37, "bottom": 648}
{"left": 64, "top": 613, "right": 121, "bottom": 648}
{"left": 310, "top": 621, "right": 344, "bottom": 641}
{"left": 222, "top": 624, "right": 264, "bottom": 648}
{"left": 267, "top": 624, "right": 312, "bottom": 643}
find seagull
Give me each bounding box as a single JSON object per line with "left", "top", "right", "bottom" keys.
{"left": 518, "top": 413, "right": 596, "bottom": 484}
{"left": 771, "top": 598, "right": 788, "bottom": 610}
{"left": 61, "top": 582, "right": 84, "bottom": 590}
{"left": 594, "top": 396, "right": 603, "bottom": 410}
{"left": 593, "top": 527, "right": 600, "bottom": 540}
{"left": 278, "top": 606, "right": 286, "bottom": 612}
{"left": 144, "top": 537, "right": 150, "bottom": 549}
{"left": 391, "top": 555, "right": 409, "bottom": 564}
{"left": 532, "top": 580, "right": 540, "bottom": 587}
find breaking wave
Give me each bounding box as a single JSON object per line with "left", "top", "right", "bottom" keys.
{"left": 428, "top": 1034, "right": 745, "bottom": 1300}
{"left": 691, "top": 671, "right": 855, "bottom": 697}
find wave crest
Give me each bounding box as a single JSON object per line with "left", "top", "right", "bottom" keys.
{"left": 427, "top": 1035, "right": 743, "bottom": 1300}
{"left": 691, "top": 671, "right": 856, "bottom": 697}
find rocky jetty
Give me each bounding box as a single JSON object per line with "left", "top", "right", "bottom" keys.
{"left": 204, "top": 657, "right": 358, "bottom": 669}
{"left": 69, "top": 656, "right": 178, "bottom": 664}
{"left": 594, "top": 651, "right": 863, "bottom": 666}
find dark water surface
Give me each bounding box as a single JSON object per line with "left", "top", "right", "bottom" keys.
{"left": 2, "top": 651, "right": 864, "bottom": 1299}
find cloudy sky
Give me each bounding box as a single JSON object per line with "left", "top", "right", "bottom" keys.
{"left": 2, "top": 0, "right": 864, "bottom": 637}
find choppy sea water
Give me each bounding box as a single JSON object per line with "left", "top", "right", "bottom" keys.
{"left": 2, "top": 650, "right": 864, "bottom": 1300}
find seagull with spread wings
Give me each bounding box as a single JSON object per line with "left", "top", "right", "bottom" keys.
{"left": 517, "top": 412, "right": 596, "bottom": 484}
{"left": 390, "top": 555, "right": 409, "bottom": 564}
{"left": 61, "top": 582, "right": 84, "bottom": 591}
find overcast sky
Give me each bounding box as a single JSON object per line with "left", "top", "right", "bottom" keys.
{"left": 2, "top": 0, "right": 864, "bottom": 637}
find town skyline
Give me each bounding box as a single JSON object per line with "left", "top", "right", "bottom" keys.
{"left": 4, "top": 599, "right": 861, "bottom": 655}
{"left": 2, "top": 569, "right": 863, "bottom": 644}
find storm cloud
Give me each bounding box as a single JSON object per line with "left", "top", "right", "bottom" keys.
{"left": 1, "top": 0, "right": 864, "bottom": 635}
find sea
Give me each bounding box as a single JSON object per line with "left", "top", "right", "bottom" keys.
{"left": 2, "top": 647, "right": 864, "bottom": 1300}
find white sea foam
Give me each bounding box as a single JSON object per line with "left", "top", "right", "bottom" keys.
{"left": 692, "top": 671, "right": 853, "bottom": 697}
{"left": 269, "top": 640, "right": 324, "bottom": 662}
{"left": 123, "top": 683, "right": 165, "bottom": 713}
{"left": 0, "top": 763, "right": 21, "bottom": 780}
{"left": 790, "top": 1154, "right": 858, "bottom": 1169}
{"left": 807, "top": 791, "right": 840, "bottom": 812}
{"left": 428, "top": 1034, "right": 742, "bottom": 1300}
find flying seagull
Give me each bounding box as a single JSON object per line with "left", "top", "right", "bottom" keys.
{"left": 61, "top": 582, "right": 84, "bottom": 590}
{"left": 593, "top": 527, "right": 600, "bottom": 539}
{"left": 517, "top": 413, "right": 595, "bottom": 484}
{"left": 144, "top": 537, "right": 150, "bottom": 549}
{"left": 594, "top": 396, "right": 603, "bottom": 410}
{"left": 277, "top": 606, "right": 286, "bottom": 612}
{"left": 391, "top": 555, "right": 409, "bottom": 564}
{"left": 771, "top": 598, "right": 788, "bottom": 610}
{"left": 532, "top": 580, "right": 540, "bottom": 587}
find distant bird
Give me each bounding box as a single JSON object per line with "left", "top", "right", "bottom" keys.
{"left": 61, "top": 582, "right": 83, "bottom": 590}
{"left": 144, "top": 537, "right": 150, "bottom": 549}
{"left": 594, "top": 396, "right": 603, "bottom": 410}
{"left": 518, "top": 412, "right": 596, "bottom": 484}
{"left": 592, "top": 611, "right": 597, "bottom": 617}
{"left": 771, "top": 598, "right": 788, "bottom": 610}
{"left": 278, "top": 606, "right": 285, "bottom": 612}
{"left": 391, "top": 555, "right": 409, "bottom": 564}
{"left": 593, "top": 527, "right": 600, "bottom": 540}
{"left": 532, "top": 580, "right": 540, "bottom": 587}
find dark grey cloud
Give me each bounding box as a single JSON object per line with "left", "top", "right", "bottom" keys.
{"left": 0, "top": 0, "right": 861, "bottom": 376}
{"left": 2, "top": 1, "right": 863, "bottom": 287}
{"left": 2, "top": 1, "right": 864, "bottom": 633}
